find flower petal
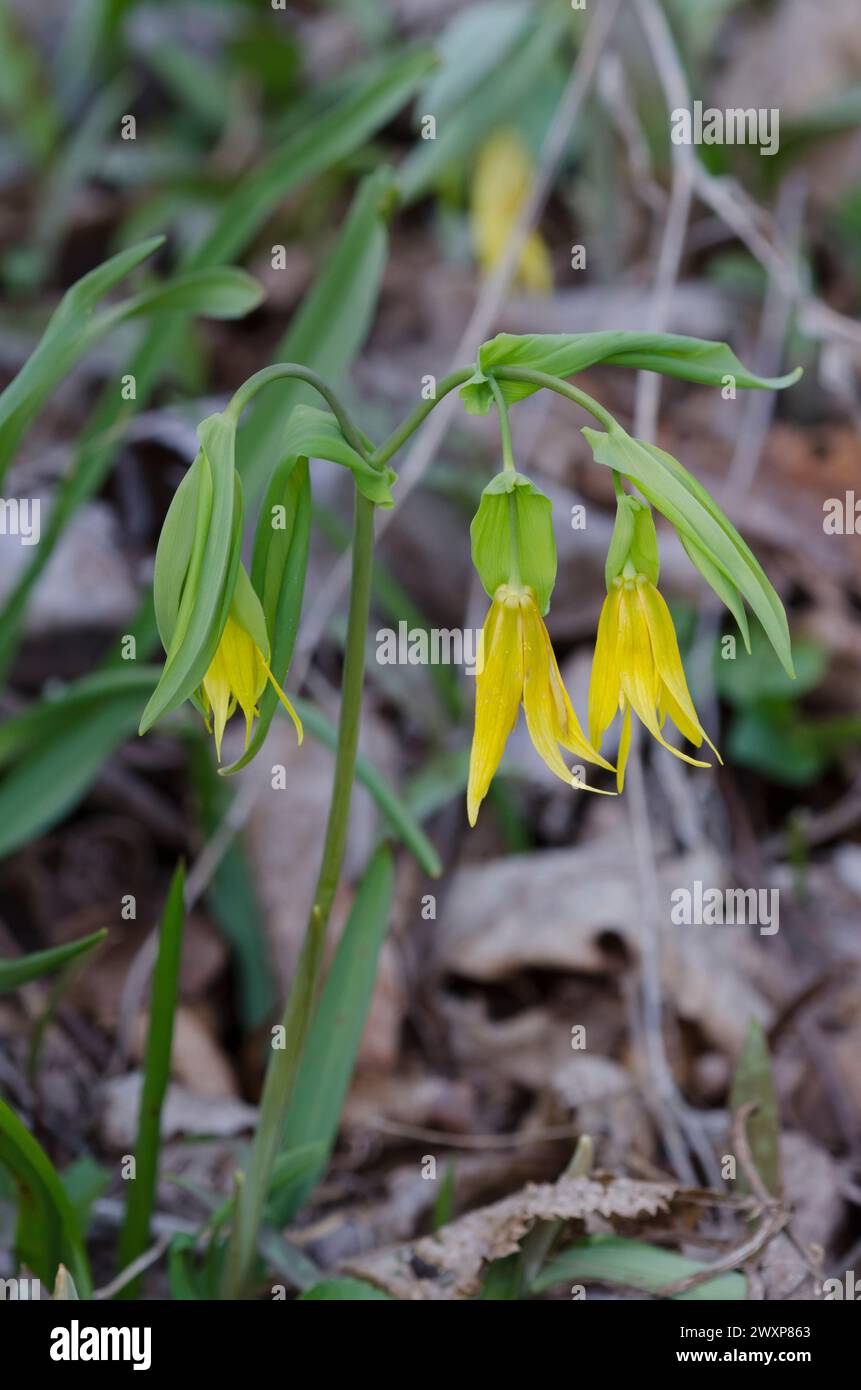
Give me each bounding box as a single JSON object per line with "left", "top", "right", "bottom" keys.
{"left": 467, "top": 597, "right": 524, "bottom": 825}
{"left": 588, "top": 588, "right": 622, "bottom": 749}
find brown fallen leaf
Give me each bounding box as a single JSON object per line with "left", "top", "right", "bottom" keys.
{"left": 342, "top": 1171, "right": 678, "bottom": 1299}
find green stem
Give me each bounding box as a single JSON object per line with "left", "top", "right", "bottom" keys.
{"left": 369, "top": 367, "right": 475, "bottom": 468}
{"left": 222, "top": 489, "right": 376, "bottom": 1299}
{"left": 612, "top": 470, "right": 627, "bottom": 502}
{"left": 487, "top": 373, "right": 517, "bottom": 474}
{"left": 493, "top": 366, "right": 617, "bottom": 431}
{"left": 225, "top": 363, "right": 369, "bottom": 460}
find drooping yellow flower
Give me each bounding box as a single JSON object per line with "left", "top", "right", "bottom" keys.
{"left": 201, "top": 614, "right": 303, "bottom": 762}
{"left": 471, "top": 129, "right": 553, "bottom": 293}
{"left": 589, "top": 573, "right": 721, "bottom": 792}
{"left": 467, "top": 585, "right": 614, "bottom": 825}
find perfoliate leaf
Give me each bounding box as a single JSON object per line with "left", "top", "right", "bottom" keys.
{"left": 141, "top": 413, "right": 242, "bottom": 733}
{"left": 278, "top": 405, "right": 397, "bottom": 508}
{"left": 219, "top": 455, "right": 311, "bottom": 777}
{"left": 581, "top": 421, "right": 794, "bottom": 676}
{"left": 470, "top": 470, "right": 556, "bottom": 613}
{"left": 460, "top": 330, "right": 801, "bottom": 415}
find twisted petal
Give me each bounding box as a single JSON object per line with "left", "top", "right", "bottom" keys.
{"left": 467, "top": 596, "right": 524, "bottom": 825}
{"left": 616, "top": 703, "right": 632, "bottom": 793}
{"left": 202, "top": 615, "right": 303, "bottom": 761}
{"left": 638, "top": 582, "right": 721, "bottom": 762}
{"left": 588, "top": 587, "right": 623, "bottom": 749}
{"left": 618, "top": 584, "right": 710, "bottom": 770}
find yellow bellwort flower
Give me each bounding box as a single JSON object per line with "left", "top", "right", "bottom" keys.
{"left": 588, "top": 570, "right": 722, "bottom": 792}
{"left": 471, "top": 129, "right": 553, "bottom": 293}
{"left": 201, "top": 614, "right": 303, "bottom": 763}
{"left": 467, "top": 584, "right": 614, "bottom": 825}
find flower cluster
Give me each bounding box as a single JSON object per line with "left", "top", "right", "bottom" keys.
{"left": 466, "top": 463, "right": 721, "bottom": 823}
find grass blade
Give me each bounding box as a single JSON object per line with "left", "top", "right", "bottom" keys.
{"left": 0, "top": 927, "right": 107, "bottom": 993}
{"left": 0, "top": 1099, "right": 92, "bottom": 1294}
{"left": 270, "top": 845, "right": 394, "bottom": 1223}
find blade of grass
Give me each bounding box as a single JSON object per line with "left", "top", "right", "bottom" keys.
{"left": 0, "top": 1099, "right": 92, "bottom": 1294}
{"left": 0, "top": 927, "right": 107, "bottom": 993}
{"left": 269, "top": 844, "right": 394, "bottom": 1224}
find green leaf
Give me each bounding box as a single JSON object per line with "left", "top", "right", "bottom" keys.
{"left": 0, "top": 928, "right": 107, "bottom": 993}
{"left": 0, "top": 1098, "right": 92, "bottom": 1294}
{"left": 726, "top": 709, "right": 828, "bottom": 786}
{"left": 236, "top": 168, "right": 397, "bottom": 503}
{"left": 398, "top": 13, "right": 563, "bottom": 204}
{"left": 280, "top": 405, "right": 397, "bottom": 508}
{"left": 196, "top": 47, "right": 434, "bottom": 268}
{"left": 415, "top": 1, "right": 533, "bottom": 123}
{"left": 298, "top": 1278, "right": 392, "bottom": 1301}
{"left": 116, "top": 862, "right": 186, "bottom": 1297}
{"left": 113, "top": 266, "right": 264, "bottom": 322}
{"left": 0, "top": 235, "right": 163, "bottom": 481}
{"left": 141, "top": 414, "right": 241, "bottom": 732}
{"left": 729, "top": 1019, "right": 781, "bottom": 1199}
{"left": 460, "top": 331, "right": 802, "bottom": 415}
{"left": 189, "top": 740, "right": 275, "bottom": 1030}
{"left": 581, "top": 420, "right": 794, "bottom": 676}
{"left": 219, "top": 456, "right": 311, "bottom": 776}
{"left": 292, "top": 697, "right": 442, "bottom": 878}
{"left": 715, "top": 632, "right": 826, "bottom": 707}
{"left": 533, "top": 1234, "right": 746, "bottom": 1300}
{"left": 0, "top": 48, "right": 433, "bottom": 680}
{"left": 0, "top": 671, "right": 159, "bottom": 860}
{"left": 271, "top": 846, "right": 395, "bottom": 1224}
{"left": 680, "top": 531, "right": 750, "bottom": 652}
{"left": 61, "top": 1155, "right": 109, "bottom": 1234}
{"left": 0, "top": 666, "right": 156, "bottom": 769}
{"left": 470, "top": 471, "right": 557, "bottom": 613}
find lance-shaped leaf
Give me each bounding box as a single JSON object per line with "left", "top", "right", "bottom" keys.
{"left": 0, "top": 248, "right": 262, "bottom": 483}
{"left": 140, "top": 413, "right": 243, "bottom": 733}
{"left": 0, "top": 928, "right": 107, "bottom": 993}
{"left": 271, "top": 845, "right": 395, "bottom": 1224}
{"left": 581, "top": 420, "right": 794, "bottom": 676}
{"left": 0, "top": 670, "right": 160, "bottom": 861}
{"left": 0, "top": 235, "right": 161, "bottom": 478}
{"left": 460, "top": 330, "right": 801, "bottom": 415}
{"left": 0, "top": 1099, "right": 92, "bottom": 1295}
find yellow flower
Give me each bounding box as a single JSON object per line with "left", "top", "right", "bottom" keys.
{"left": 588, "top": 573, "right": 721, "bottom": 792}
{"left": 468, "top": 585, "right": 614, "bottom": 825}
{"left": 471, "top": 129, "right": 553, "bottom": 292}
{"left": 201, "top": 615, "right": 302, "bottom": 762}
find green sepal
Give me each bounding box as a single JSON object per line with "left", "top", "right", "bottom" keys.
{"left": 605, "top": 495, "right": 659, "bottom": 587}
{"left": 470, "top": 470, "right": 556, "bottom": 614}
